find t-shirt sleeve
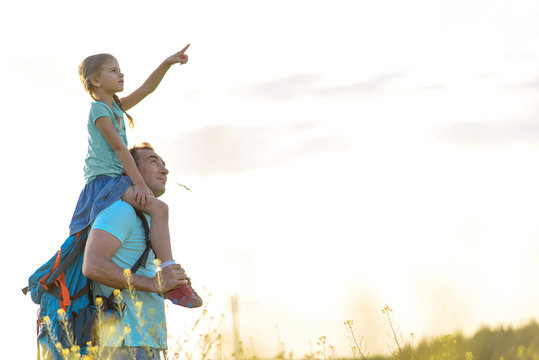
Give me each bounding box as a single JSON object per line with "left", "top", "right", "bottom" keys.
{"left": 91, "top": 201, "right": 136, "bottom": 245}
{"left": 89, "top": 102, "right": 113, "bottom": 125}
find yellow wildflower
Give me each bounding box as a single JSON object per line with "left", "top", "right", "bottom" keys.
{"left": 87, "top": 344, "right": 99, "bottom": 354}
{"left": 57, "top": 308, "right": 66, "bottom": 318}
{"left": 95, "top": 297, "right": 103, "bottom": 306}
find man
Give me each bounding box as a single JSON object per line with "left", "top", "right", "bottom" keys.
{"left": 82, "top": 143, "right": 187, "bottom": 359}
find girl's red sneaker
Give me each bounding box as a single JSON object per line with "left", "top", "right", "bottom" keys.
{"left": 166, "top": 281, "right": 202, "bottom": 308}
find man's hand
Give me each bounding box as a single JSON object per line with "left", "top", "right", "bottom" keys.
{"left": 155, "top": 264, "right": 188, "bottom": 293}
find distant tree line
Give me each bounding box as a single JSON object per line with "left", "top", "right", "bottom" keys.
{"left": 369, "top": 320, "right": 539, "bottom": 360}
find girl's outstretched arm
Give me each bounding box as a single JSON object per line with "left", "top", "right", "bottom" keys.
{"left": 121, "top": 44, "right": 190, "bottom": 111}
{"left": 95, "top": 116, "right": 154, "bottom": 207}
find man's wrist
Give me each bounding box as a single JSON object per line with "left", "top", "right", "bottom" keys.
{"left": 130, "top": 273, "right": 160, "bottom": 293}
{"left": 152, "top": 273, "right": 166, "bottom": 294}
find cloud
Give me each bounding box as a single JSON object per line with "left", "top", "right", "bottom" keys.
{"left": 432, "top": 119, "right": 539, "bottom": 147}
{"left": 507, "top": 77, "right": 539, "bottom": 91}
{"left": 5, "top": 57, "right": 64, "bottom": 84}
{"left": 159, "top": 123, "right": 352, "bottom": 176}
{"left": 318, "top": 72, "right": 405, "bottom": 97}
{"left": 234, "top": 72, "right": 407, "bottom": 101}
{"left": 414, "top": 83, "right": 446, "bottom": 93}
{"left": 233, "top": 73, "right": 322, "bottom": 101}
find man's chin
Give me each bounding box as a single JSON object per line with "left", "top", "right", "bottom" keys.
{"left": 153, "top": 188, "right": 166, "bottom": 198}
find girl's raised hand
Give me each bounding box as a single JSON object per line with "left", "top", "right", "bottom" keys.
{"left": 166, "top": 44, "right": 190, "bottom": 65}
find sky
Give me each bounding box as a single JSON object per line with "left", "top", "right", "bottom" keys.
{"left": 2, "top": 0, "right": 539, "bottom": 357}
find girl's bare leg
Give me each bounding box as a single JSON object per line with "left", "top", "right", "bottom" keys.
{"left": 122, "top": 185, "right": 202, "bottom": 308}
{"left": 122, "top": 186, "right": 173, "bottom": 263}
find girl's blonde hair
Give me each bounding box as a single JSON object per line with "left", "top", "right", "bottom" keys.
{"left": 78, "top": 53, "right": 134, "bottom": 129}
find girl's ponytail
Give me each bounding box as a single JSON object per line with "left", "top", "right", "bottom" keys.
{"left": 113, "top": 94, "right": 134, "bottom": 129}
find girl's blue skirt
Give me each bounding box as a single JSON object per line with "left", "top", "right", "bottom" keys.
{"left": 69, "top": 175, "right": 132, "bottom": 235}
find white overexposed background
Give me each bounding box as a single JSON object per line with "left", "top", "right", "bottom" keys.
{"left": 2, "top": 0, "right": 539, "bottom": 357}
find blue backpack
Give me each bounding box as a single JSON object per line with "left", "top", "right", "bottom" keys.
{"left": 23, "top": 210, "right": 151, "bottom": 359}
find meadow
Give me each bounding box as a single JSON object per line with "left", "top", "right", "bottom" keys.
{"left": 45, "top": 286, "right": 539, "bottom": 360}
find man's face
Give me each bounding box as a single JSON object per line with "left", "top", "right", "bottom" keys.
{"left": 135, "top": 149, "right": 169, "bottom": 197}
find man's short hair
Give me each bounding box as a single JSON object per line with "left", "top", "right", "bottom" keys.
{"left": 129, "top": 142, "right": 155, "bottom": 162}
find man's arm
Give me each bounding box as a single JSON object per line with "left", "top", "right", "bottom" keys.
{"left": 82, "top": 228, "right": 187, "bottom": 293}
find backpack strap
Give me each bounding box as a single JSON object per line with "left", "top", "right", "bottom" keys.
{"left": 38, "top": 210, "right": 153, "bottom": 311}
{"left": 44, "top": 230, "right": 88, "bottom": 287}
{"left": 104, "top": 209, "right": 153, "bottom": 304}
{"left": 131, "top": 209, "right": 152, "bottom": 271}
{"left": 83, "top": 209, "right": 154, "bottom": 341}
{"left": 22, "top": 230, "right": 87, "bottom": 295}
{"left": 37, "top": 230, "right": 87, "bottom": 310}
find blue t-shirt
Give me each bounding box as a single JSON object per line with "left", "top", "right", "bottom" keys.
{"left": 83, "top": 101, "right": 128, "bottom": 183}
{"left": 90, "top": 200, "right": 167, "bottom": 349}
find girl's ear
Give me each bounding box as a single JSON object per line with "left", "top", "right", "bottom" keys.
{"left": 89, "top": 76, "right": 101, "bottom": 88}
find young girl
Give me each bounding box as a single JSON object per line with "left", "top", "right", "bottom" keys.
{"left": 71, "top": 45, "right": 202, "bottom": 308}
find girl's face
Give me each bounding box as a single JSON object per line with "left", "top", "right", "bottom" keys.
{"left": 94, "top": 58, "right": 124, "bottom": 94}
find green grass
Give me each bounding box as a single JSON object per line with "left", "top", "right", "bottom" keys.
{"left": 41, "top": 273, "right": 539, "bottom": 360}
